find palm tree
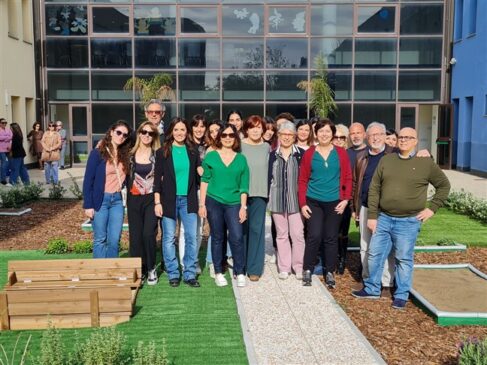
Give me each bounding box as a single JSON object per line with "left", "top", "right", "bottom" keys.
{"left": 297, "top": 54, "right": 338, "bottom": 119}
{"left": 123, "top": 73, "right": 176, "bottom": 103}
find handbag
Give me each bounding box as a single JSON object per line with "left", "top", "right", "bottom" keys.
{"left": 41, "top": 150, "right": 60, "bottom": 162}
{"left": 107, "top": 148, "right": 127, "bottom": 207}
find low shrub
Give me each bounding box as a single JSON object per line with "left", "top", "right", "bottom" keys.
{"left": 22, "top": 182, "right": 44, "bottom": 202}
{"left": 446, "top": 190, "right": 487, "bottom": 224}
{"left": 72, "top": 240, "right": 92, "bottom": 254}
{"left": 37, "top": 325, "right": 65, "bottom": 365}
{"left": 458, "top": 336, "right": 487, "bottom": 365}
{"left": 45, "top": 238, "right": 69, "bottom": 254}
{"left": 48, "top": 183, "right": 66, "bottom": 200}
{"left": 67, "top": 172, "right": 83, "bottom": 200}
{"left": 131, "top": 339, "right": 168, "bottom": 365}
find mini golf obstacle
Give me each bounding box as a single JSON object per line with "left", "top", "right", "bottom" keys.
{"left": 347, "top": 243, "right": 467, "bottom": 253}
{"left": 82, "top": 219, "right": 129, "bottom": 232}
{"left": 410, "top": 264, "right": 487, "bottom": 326}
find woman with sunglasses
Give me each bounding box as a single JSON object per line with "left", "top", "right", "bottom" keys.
{"left": 154, "top": 117, "right": 201, "bottom": 288}
{"left": 199, "top": 124, "right": 249, "bottom": 288}
{"left": 40, "top": 122, "right": 62, "bottom": 184}
{"left": 127, "top": 122, "right": 160, "bottom": 285}
{"left": 83, "top": 120, "right": 132, "bottom": 258}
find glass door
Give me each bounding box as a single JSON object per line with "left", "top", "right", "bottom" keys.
{"left": 396, "top": 104, "right": 418, "bottom": 131}
{"left": 69, "top": 104, "right": 91, "bottom": 165}
{"left": 436, "top": 104, "right": 453, "bottom": 169}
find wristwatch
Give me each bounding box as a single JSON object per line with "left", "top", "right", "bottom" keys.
{"left": 241, "top": 205, "right": 247, "bottom": 210}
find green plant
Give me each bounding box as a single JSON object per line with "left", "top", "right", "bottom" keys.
{"left": 48, "top": 183, "right": 66, "bottom": 200}
{"left": 123, "top": 73, "right": 175, "bottom": 104}
{"left": 21, "top": 183, "right": 44, "bottom": 202}
{"left": 45, "top": 238, "right": 69, "bottom": 254}
{"left": 37, "top": 325, "right": 65, "bottom": 365}
{"left": 67, "top": 172, "right": 83, "bottom": 200}
{"left": 131, "top": 340, "right": 168, "bottom": 365}
{"left": 0, "top": 334, "right": 31, "bottom": 365}
{"left": 436, "top": 238, "right": 457, "bottom": 246}
{"left": 0, "top": 187, "right": 25, "bottom": 208}
{"left": 70, "top": 327, "right": 127, "bottom": 365}
{"left": 71, "top": 240, "right": 92, "bottom": 254}
{"left": 446, "top": 190, "right": 487, "bottom": 224}
{"left": 458, "top": 336, "right": 487, "bottom": 365}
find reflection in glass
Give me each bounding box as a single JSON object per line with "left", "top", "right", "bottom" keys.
{"left": 331, "top": 103, "right": 351, "bottom": 125}
{"left": 223, "top": 6, "right": 263, "bottom": 36}
{"left": 398, "top": 72, "right": 441, "bottom": 101}
{"left": 266, "top": 72, "right": 307, "bottom": 101}
{"left": 179, "top": 72, "right": 220, "bottom": 101}
{"left": 46, "top": 39, "right": 88, "bottom": 68}
{"left": 355, "top": 39, "right": 396, "bottom": 68}
{"left": 179, "top": 39, "right": 220, "bottom": 68}
{"left": 266, "top": 39, "right": 308, "bottom": 69}
{"left": 134, "top": 5, "right": 176, "bottom": 35}
{"left": 92, "top": 104, "right": 133, "bottom": 134}
{"left": 324, "top": 72, "right": 352, "bottom": 101}
{"left": 354, "top": 72, "right": 396, "bottom": 101}
{"left": 181, "top": 7, "right": 218, "bottom": 33}
{"left": 354, "top": 104, "right": 396, "bottom": 130}
{"left": 92, "top": 7, "right": 129, "bottom": 33}
{"left": 91, "top": 72, "right": 133, "bottom": 101}
{"left": 134, "top": 72, "right": 176, "bottom": 101}
{"left": 399, "top": 38, "right": 442, "bottom": 68}
{"left": 47, "top": 71, "right": 89, "bottom": 101}
{"left": 311, "top": 5, "right": 353, "bottom": 36}
{"left": 266, "top": 104, "right": 307, "bottom": 120}
{"left": 268, "top": 7, "right": 306, "bottom": 34}
{"left": 72, "top": 107, "right": 87, "bottom": 136}
{"left": 400, "top": 5, "right": 443, "bottom": 35}
{"left": 180, "top": 104, "right": 220, "bottom": 121}
{"left": 358, "top": 7, "right": 395, "bottom": 33}
{"left": 310, "top": 38, "right": 352, "bottom": 69}
{"left": 135, "top": 39, "right": 176, "bottom": 68}
{"left": 91, "top": 39, "right": 132, "bottom": 68}
{"left": 222, "top": 72, "right": 263, "bottom": 101}
{"left": 46, "top": 5, "right": 87, "bottom": 36}
{"left": 72, "top": 142, "right": 88, "bottom": 164}
{"left": 223, "top": 39, "right": 264, "bottom": 69}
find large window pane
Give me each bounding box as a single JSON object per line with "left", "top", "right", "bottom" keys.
{"left": 354, "top": 104, "right": 396, "bottom": 130}
{"left": 331, "top": 103, "right": 351, "bottom": 125}
{"left": 266, "top": 39, "right": 308, "bottom": 69}
{"left": 310, "top": 38, "right": 352, "bottom": 69}
{"left": 399, "top": 38, "right": 442, "bottom": 68}
{"left": 222, "top": 6, "right": 263, "bottom": 36}
{"left": 134, "top": 39, "right": 176, "bottom": 68}
{"left": 266, "top": 72, "right": 307, "bottom": 101}
{"left": 46, "top": 39, "right": 88, "bottom": 68}
{"left": 223, "top": 104, "right": 263, "bottom": 119}
{"left": 180, "top": 104, "right": 220, "bottom": 121}
{"left": 179, "top": 39, "right": 220, "bottom": 68}
{"left": 134, "top": 72, "right": 176, "bottom": 102}
{"left": 91, "top": 39, "right": 132, "bottom": 68}
{"left": 354, "top": 71, "right": 396, "bottom": 101}
{"left": 47, "top": 71, "right": 89, "bottom": 101}
{"left": 325, "top": 71, "right": 352, "bottom": 101}
{"left": 46, "top": 5, "right": 87, "bottom": 36}
{"left": 179, "top": 72, "right": 220, "bottom": 101}
{"left": 92, "top": 7, "right": 129, "bottom": 33}
{"left": 223, "top": 39, "right": 264, "bottom": 69}
{"left": 92, "top": 104, "right": 133, "bottom": 134}
{"left": 358, "top": 6, "right": 395, "bottom": 33}
{"left": 400, "top": 5, "right": 443, "bottom": 35}
{"left": 398, "top": 71, "right": 441, "bottom": 101}
{"left": 355, "top": 39, "right": 396, "bottom": 68}
{"left": 311, "top": 5, "right": 353, "bottom": 36}
{"left": 268, "top": 7, "right": 306, "bottom": 34}
{"left": 181, "top": 7, "right": 218, "bottom": 33}
{"left": 134, "top": 5, "right": 176, "bottom": 36}
{"left": 222, "top": 72, "right": 263, "bottom": 101}
{"left": 91, "top": 72, "right": 133, "bottom": 101}
{"left": 266, "top": 104, "right": 307, "bottom": 120}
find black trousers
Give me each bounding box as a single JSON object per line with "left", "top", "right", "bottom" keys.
{"left": 127, "top": 193, "right": 158, "bottom": 274}
{"left": 303, "top": 197, "right": 343, "bottom": 273}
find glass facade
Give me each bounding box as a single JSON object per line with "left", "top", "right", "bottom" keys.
{"left": 41, "top": 0, "right": 447, "bottom": 135}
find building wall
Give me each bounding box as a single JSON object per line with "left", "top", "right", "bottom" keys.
{"left": 0, "top": 0, "right": 37, "bottom": 164}
{"left": 451, "top": 0, "right": 487, "bottom": 173}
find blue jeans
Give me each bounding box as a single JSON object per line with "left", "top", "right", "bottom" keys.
{"left": 206, "top": 236, "right": 212, "bottom": 263}
{"left": 92, "top": 192, "right": 124, "bottom": 258}
{"left": 9, "top": 157, "right": 30, "bottom": 185}
{"left": 0, "top": 152, "right": 9, "bottom": 182}
{"left": 45, "top": 161, "right": 59, "bottom": 184}
{"left": 206, "top": 196, "right": 244, "bottom": 275}
{"left": 364, "top": 213, "right": 422, "bottom": 301}
{"left": 162, "top": 196, "right": 197, "bottom": 281}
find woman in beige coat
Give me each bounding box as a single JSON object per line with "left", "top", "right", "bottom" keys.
{"left": 41, "top": 122, "right": 61, "bottom": 184}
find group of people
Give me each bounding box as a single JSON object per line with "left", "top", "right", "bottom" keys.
{"left": 0, "top": 118, "right": 67, "bottom": 186}
{"left": 82, "top": 99, "right": 451, "bottom": 309}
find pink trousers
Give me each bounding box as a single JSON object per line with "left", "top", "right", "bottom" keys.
{"left": 272, "top": 212, "right": 305, "bottom": 274}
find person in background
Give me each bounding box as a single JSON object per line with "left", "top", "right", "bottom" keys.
{"left": 41, "top": 122, "right": 62, "bottom": 184}
{"left": 296, "top": 120, "right": 313, "bottom": 150}
{"left": 385, "top": 128, "right": 398, "bottom": 148}
{"left": 347, "top": 122, "right": 367, "bottom": 169}
{"left": 263, "top": 116, "right": 278, "bottom": 149}
{"left": 199, "top": 124, "right": 249, "bottom": 288}
{"left": 27, "top": 122, "right": 44, "bottom": 169}
{"left": 8, "top": 123, "right": 30, "bottom": 186}
{"left": 83, "top": 121, "right": 132, "bottom": 258}
{"left": 308, "top": 116, "right": 320, "bottom": 144}
{"left": 0, "top": 118, "right": 12, "bottom": 186}
{"left": 144, "top": 99, "right": 166, "bottom": 144}
{"left": 227, "top": 109, "right": 244, "bottom": 137}
{"left": 275, "top": 112, "right": 295, "bottom": 127}
{"left": 56, "top": 121, "right": 67, "bottom": 169}
{"left": 298, "top": 119, "right": 352, "bottom": 288}
{"left": 127, "top": 121, "right": 160, "bottom": 285}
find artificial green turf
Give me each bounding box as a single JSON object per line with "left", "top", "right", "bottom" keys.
{"left": 0, "top": 250, "right": 248, "bottom": 365}
{"left": 348, "top": 208, "right": 487, "bottom": 247}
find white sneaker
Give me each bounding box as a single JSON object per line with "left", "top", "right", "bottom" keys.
{"left": 269, "top": 254, "right": 277, "bottom": 264}
{"left": 214, "top": 273, "right": 228, "bottom": 287}
{"left": 278, "top": 272, "right": 289, "bottom": 280}
{"left": 147, "top": 269, "right": 158, "bottom": 286}
{"left": 236, "top": 274, "right": 246, "bottom": 287}
{"left": 295, "top": 272, "right": 303, "bottom": 280}
{"left": 208, "top": 263, "right": 215, "bottom": 278}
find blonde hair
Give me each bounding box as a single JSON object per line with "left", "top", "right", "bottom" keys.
{"left": 131, "top": 121, "right": 160, "bottom": 154}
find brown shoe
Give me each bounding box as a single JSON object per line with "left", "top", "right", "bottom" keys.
{"left": 249, "top": 275, "right": 260, "bottom": 282}
{"left": 381, "top": 286, "right": 393, "bottom": 298}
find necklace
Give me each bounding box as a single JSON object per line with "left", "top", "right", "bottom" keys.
{"left": 317, "top": 145, "right": 332, "bottom": 168}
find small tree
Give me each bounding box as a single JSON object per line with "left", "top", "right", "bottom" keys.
{"left": 297, "top": 54, "right": 338, "bottom": 119}
{"left": 123, "top": 73, "right": 176, "bottom": 104}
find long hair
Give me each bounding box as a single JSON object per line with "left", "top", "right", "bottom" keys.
{"left": 131, "top": 121, "right": 160, "bottom": 155}
{"left": 205, "top": 119, "right": 224, "bottom": 150}
{"left": 163, "top": 117, "right": 194, "bottom": 158}
{"left": 296, "top": 120, "right": 314, "bottom": 147}
{"left": 10, "top": 123, "right": 23, "bottom": 139}
{"left": 189, "top": 114, "right": 207, "bottom": 145}
{"left": 97, "top": 120, "right": 132, "bottom": 173}
{"left": 215, "top": 123, "right": 241, "bottom": 152}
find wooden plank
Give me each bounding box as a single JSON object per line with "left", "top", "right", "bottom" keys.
{"left": 7, "top": 287, "right": 130, "bottom": 303}
{"left": 6, "top": 279, "right": 138, "bottom": 290}
{"left": 9, "top": 258, "right": 141, "bottom": 272}
{"left": 0, "top": 292, "right": 10, "bottom": 330}
{"left": 9, "top": 313, "right": 131, "bottom": 330}
{"left": 11, "top": 269, "right": 136, "bottom": 282}
{"left": 90, "top": 291, "right": 100, "bottom": 327}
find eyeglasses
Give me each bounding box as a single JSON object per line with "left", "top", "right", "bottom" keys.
{"left": 140, "top": 129, "right": 157, "bottom": 137}
{"left": 368, "top": 133, "right": 385, "bottom": 139}
{"left": 221, "top": 132, "right": 236, "bottom": 139}
{"left": 146, "top": 110, "right": 162, "bottom": 115}
{"left": 279, "top": 133, "right": 295, "bottom": 138}
{"left": 398, "top": 136, "right": 416, "bottom": 141}
{"left": 333, "top": 136, "right": 347, "bottom": 141}
{"left": 114, "top": 130, "right": 129, "bottom": 139}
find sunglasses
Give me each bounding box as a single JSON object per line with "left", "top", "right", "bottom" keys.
{"left": 140, "top": 130, "right": 157, "bottom": 137}
{"left": 333, "top": 136, "right": 347, "bottom": 141}
{"left": 48, "top": 124, "right": 55, "bottom": 127}
{"left": 146, "top": 110, "right": 162, "bottom": 115}
{"left": 221, "top": 132, "right": 236, "bottom": 139}
{"left": 114, "top": 130, "right": 129, "bottom": 139}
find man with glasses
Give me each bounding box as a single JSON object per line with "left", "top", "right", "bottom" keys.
{"left": 144, "top": 99, "right": 166, "bottom": 144}
{"left": 56, "top": 121, "right": 67, "bottom": 169}
{"left": 0, "top": 118, "right": 13, "bottom": 185}
{"left": 352, "top": 127, "right": 450, "bottom": 310}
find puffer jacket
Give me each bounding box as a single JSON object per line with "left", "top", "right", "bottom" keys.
{"left": 0, "top": 128, "right": 13, "bottom": 153}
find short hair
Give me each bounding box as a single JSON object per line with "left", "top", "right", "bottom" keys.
{"left": 243, "top": 115, "right": 266, "bottom": 137}
{"left": 335, "top": 124, "right": 349, "bottom": 137}
{"left": 191, "top": 114, "right": 207, "bottom": 128}
{"left": 215, "top": 123, "right": 241, "bottom": 152}
{"left": 144, "top": 99, "right": 166, "bottom": 112}
{"left": 56, "top": 121, "right": 63, "bottom": 126}
{"left": 386, "top": 128, "right": 398, "bottom": 137}
{"left": 275, "top": 112, "right": 295, "bottom": 122}
{"left": 314, "top": 118, "right": 336, "bottom": 136}
{"left": 366, "top": 122, "right": 386, "bottom": 134}
{"left": 278, "top": 121, "right": 296, "bottom": 133}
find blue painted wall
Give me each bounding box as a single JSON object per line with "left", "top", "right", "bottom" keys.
{"left": 451, "top": 0, "right": 487, "bottom": 173}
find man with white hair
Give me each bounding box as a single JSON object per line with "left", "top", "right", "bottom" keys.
{"left": 144, "top": 99, "right": 166, "bottom": 143}
{"left": 56, "top": 121, "right": 67, "bottom": 169}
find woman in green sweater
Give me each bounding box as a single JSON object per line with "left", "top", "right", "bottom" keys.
{"left": 199, "top": 124, "right": 249, "bottom": 288}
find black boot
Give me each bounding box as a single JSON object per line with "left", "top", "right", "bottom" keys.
{"left": 337, "top": 236, "right": 348, "bottom": 275}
